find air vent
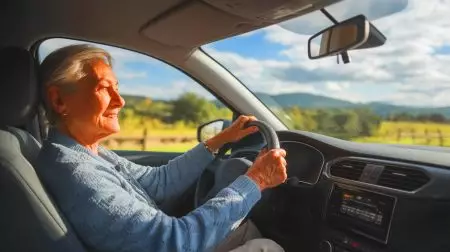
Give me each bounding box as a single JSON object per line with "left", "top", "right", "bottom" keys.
{"left": 330, "top": 160, "right": 366, "bottom": 180}
{"left": 377, "top": 166, "right": 430, "bottom": 191}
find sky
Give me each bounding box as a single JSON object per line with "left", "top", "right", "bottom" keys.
{"left": 39, "top": 0, "right": 450, "bottom": 108}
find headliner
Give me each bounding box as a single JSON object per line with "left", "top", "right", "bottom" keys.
{"left": 1, "top": 0, "right": 340, "bottom": 64}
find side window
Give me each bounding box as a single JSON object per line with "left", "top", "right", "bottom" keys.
{"left": 39, "top": 38, "right": 233, "bottom": 152}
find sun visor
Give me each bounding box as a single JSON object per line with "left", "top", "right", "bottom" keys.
{"left": 141, "top": 0, "right": 342, "bottom": 48}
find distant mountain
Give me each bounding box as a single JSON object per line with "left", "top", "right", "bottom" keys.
{"left": 255, "top": 92, "right": 450, "bottom": 118}
{"left": 366, "top": 102, "right": 450, "bottom": 118}
{"left": 264, "top": 92, "right": 356, "bottom": 109}
{"left": 121, "top": 93, "right": 450, "bottom": 119}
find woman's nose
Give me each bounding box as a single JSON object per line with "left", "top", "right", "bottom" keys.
{"left": 111, "top": 89, "right": 125, "bottom": 108}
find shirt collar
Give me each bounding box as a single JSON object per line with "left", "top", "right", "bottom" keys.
{"left": 47, "top": 128, "right": 113, "bottom": 163}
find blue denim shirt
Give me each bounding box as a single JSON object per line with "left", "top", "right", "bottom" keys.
{"left": 36, "top": 130, "right": 261, "bottom": 252}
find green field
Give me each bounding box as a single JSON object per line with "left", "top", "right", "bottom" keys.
{"left": 102, "top": 127, "right": 198, "bottom": 152}
{"left": 102, "top": 121, "right": 450, "bottom": 153}
{"left": 353, "top": 121, "right": 450, "bottom": 146}
{"left": 110, "top": 93, "right": 450, "bottom": 152}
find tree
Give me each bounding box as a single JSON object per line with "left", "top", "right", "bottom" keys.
{"left": 284, "top": 107, "right": 317, "bottom": 131}
{"left": 171, "top": 92, "right": 221, "bottom": 124}
{"left": 354, "top": 108, "right": 380, "bottom": 136}
{"left": 282, "top": 107, "right": 380, "bottom": 139}
{"left": 339, "top": 110, "right": 361, "bottom": 138}
{"left": 119, "top": 107, "right": 142, "bottom": 128}
{"left": 429, "top": 113, "right": 446, "bottom": 123}
{"left": 315, "top": 109, "right": 340, "bottom": 135}
{"left": 388, "top": 112, "right": 415, "bottom": 122}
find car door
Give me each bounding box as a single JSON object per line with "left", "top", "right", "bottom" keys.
{"left": 38, "top": 38, "right": 234, "bottom": 167}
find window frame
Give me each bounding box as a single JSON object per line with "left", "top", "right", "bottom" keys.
{"left": 33, "top": 37, "right": 240, "bottom": 151}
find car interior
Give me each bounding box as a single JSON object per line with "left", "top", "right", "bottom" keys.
{"left": 1, "top": 0, "right": 450, "bottom": 252}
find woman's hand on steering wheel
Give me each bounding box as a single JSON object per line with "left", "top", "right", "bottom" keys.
{"left": 246, "top": 149, "right": 287, "bottom": 191}
{"left": 222, "top": 115, "right": 259, "bottom": 143}
{"left": 205, "top": 115, "right": 259, "bottom": 152}
{"left": 195, "top": 117, "right": 284, "bottom": 206}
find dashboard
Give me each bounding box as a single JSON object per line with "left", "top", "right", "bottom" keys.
{"left": 233, "top": 130, "right": 450, "bottom": 252}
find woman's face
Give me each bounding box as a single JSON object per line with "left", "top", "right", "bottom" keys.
{"left": 50, "top": 60, "right": 125, "bottom": 140}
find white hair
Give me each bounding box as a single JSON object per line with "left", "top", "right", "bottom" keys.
{"left": 40, "top": 44, "right": 113, "bottom": 125}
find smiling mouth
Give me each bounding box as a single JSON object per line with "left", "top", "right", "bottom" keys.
{"left": 104, "top": 114, "right": 118, "bottom": 118}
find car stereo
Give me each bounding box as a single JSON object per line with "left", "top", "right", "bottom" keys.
{"left": 326, "top": 185, "right": 396, "bottom": 244}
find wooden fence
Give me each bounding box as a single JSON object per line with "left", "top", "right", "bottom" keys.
{"left": 102, "top": 128, "right": 197, "bottom": 150}
{"left": 383, "top": 128, "right": 450, "bottom": 146}
{"left": 102, "top": 128, "right": 450, "bottom": 150}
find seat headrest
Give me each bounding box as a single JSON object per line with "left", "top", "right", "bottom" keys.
{"left": 0, "top": 47, "right": 38, "bottom": 126}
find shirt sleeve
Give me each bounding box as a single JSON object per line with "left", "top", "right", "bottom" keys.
{"left": 59, "top": 163, "right": 261, "bottom": 252}
{"left": 114, "top": 143, "right": 215, "bottom": 205}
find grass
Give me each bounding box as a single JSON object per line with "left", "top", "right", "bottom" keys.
{"left": 377, "top": 121, "right": 450, "bottom": 133}
{"left": 353, "top": 121, "right": 450, "bottom": 146}
{"left": 103, "top": 125, "right": 198, "bottom": 152}
{"left": 117, "top": 128, "right": 196, "bottom": 137}
{"left": 103, "top": 121, "right": 450, "bottom": 152}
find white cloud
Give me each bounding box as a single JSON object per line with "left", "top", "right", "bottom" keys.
{"left": 120, "top": 79, "right": 215, "bottom": 100}
{"left": 36, "top": 1, "right": 450, "bottom": 108}
{"left": 208, "top": 0, "right": 450, "bottom": 107}
{"left": 326, "top": 82, "right": 344, "bottom": 91}
{"left": 115, "top": 70, "right": 147, "bottom": 80}
{"left": 278, "top": 0, "right": 408, "bottom": 35}
{"left": 39, "top": 38, "right": 208, "bottom": 101}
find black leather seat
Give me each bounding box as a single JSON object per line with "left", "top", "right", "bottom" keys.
{"left": 0, "top": 47, "right": 86, "bottom": 252}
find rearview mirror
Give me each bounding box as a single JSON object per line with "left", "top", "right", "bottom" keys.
{"left": 308, "top": 15, "right": 369, "bottom": 59}
{"left": 197, "top": 119, "right": 231, "bottom": 143}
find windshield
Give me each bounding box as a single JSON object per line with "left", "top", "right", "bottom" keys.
{"left": 204, "top": 0, "right": 450, "bottom": 147}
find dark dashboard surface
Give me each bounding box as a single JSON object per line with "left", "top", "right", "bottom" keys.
{"left": 237, "top": 130, "right": 450, "bottom": 252}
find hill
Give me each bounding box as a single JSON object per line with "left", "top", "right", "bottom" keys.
{"left": 121, "top": 93, "right": 450, "bottom": 118}
{"left": 366, "top": 102, "right": 450, "bottom": 118}
{"left": 255, "top": 92, "right": 450, "bottom": 118}
{"left": 263, "top": 92, "right": 356, "bottom": 108}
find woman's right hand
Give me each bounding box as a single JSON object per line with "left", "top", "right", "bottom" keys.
{"left": 246, "top": 149, "right": 287, "bottom": 191}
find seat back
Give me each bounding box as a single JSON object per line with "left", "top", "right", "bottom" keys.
{"left": 0, "top": 47, "right": 86, "bottom": 252}
{"left": 7, "top": 126, "right": 42, "bottom": 164}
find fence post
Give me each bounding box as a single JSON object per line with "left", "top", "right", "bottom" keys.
{"left": 142, "top": 128, "right": 148, "bottom": 151}
{"left": 411, "top": 128, "right": 415, "bottom": 144}
{"left": 397, "top": 129, "right": 402, "bottom": 143}
{"left": 438, "top": 129, "right": 444, "bottom": 147}
{"left": 424, "top": 129, "right": 430, "bottom": 145}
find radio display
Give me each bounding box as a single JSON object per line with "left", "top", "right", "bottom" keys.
{"left": 327, "top": 185, "right": 396, "bottom": 243}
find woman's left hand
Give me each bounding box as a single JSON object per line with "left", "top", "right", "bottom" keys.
{"left": 205, "top": 115, "right": 259, "bottom": 152}
{"left": 221, "top": 115, "right": 259, "bottom": 143}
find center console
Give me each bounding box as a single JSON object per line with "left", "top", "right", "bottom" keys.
{"left": 321, "top": 184, "right": 396, "bottom": 252}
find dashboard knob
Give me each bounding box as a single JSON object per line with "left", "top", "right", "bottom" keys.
{"left": 319, "top": 240, "right": 333, "bottom": 252}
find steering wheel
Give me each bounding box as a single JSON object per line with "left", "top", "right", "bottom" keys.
{"left": 194, "top": 121, "right": 280, "bottom": 207}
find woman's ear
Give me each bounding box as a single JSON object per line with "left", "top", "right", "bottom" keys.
{"left": 47, "top": 85, "right": 68, "bottom": 116}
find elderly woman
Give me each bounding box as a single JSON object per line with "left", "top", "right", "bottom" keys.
{"left": 36, "top": 44, "right": 287, "bottom": 252}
